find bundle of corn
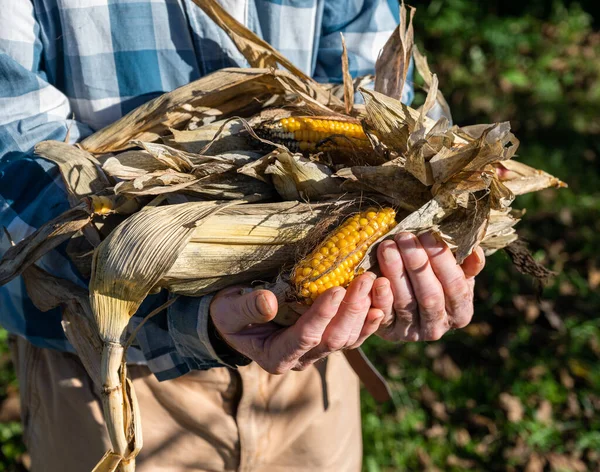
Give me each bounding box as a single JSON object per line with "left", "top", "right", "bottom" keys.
{"left": 0, "top": 1, "right": 566, "bottom": 470}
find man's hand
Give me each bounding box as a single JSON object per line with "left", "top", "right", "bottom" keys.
{"left": 372, "top": 232, "right": 486, "bottom": 342}
{"left": 210, "top": 273, "right": 384, "bottom": 374}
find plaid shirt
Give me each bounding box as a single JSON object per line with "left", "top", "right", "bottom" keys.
{"left": 0, "top": 0, "right": 412, "bottom": 380}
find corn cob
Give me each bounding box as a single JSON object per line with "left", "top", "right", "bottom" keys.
{"left": 257, "top": 116, "right": 371, "bottom": 153}
{"left": 91, "top": 195, "right": 114, "bottom": 215}
{"left": 292, "top": 207, "right": 396, "bottom": 303}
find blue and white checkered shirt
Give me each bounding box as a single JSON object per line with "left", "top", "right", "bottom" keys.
{"left": 0, "top": 0, "right": 412, "bottom": 380}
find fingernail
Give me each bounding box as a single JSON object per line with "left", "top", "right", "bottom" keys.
{"left": 256, "top": 293, "right": 273, "bottom": 316}
{"left": 383, "top": 245, "right": 400, "bottom": 262}
{"left": 472, "top": 248, "right": 483, "bottom": 265}
{"left": 358, "top": 277, "right": 375, "bottom": 295}
{"left": 331, "top": 289, "right": 345, "bottom": 306}
{"left": 418, "top": 232, "right": 438, "bottom": 247}
{"left": 396, "top": 232, "right": 416, "bottom": 249}
{"left": 375, "top": 284, "right": 389, "bottom": 297}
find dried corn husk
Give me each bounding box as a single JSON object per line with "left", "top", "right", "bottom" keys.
{"left": 374, "top": 2, "right": 415, "bottom": 100}
{"left": 340, "top": 33, "right": 355, "bottom": 115}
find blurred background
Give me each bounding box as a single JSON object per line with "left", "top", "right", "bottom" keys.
{"left": 360, "top": 1, "right": 599, "bottom": 471}
{"left": 0, "top": 0, "right": 598, "bottom": 470}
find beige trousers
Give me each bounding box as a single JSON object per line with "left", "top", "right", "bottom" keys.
{"left": 10, "top": 336, "right": 362, "bottom": 472}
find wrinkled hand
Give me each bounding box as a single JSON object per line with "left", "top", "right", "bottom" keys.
{"left": 372, "top": 232, "right": 485, "bottom": 342}
{"left": 210, "top": 273, "right": 384, "bottom": 374}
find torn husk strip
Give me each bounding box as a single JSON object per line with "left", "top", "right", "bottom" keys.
{"left": 92, "top": 450, "right": 123, "bottom": 472}
{"left": 165, "top": 120, "right": 251, "bottom": 155}
{"left": 413, "top": 45, "right": 453, "bottom": 122}
{"left": 434, "top": 191, "right": 491, "bottom": 263}
{"left": 101, "top": 343, "right": 128, "bottom": 459}
{"left": 191, "top": 0, "right": 313, "bottom": 83}
{"left": 361, "top": 87, "right": 469, "bottom": 144}
{"left": 264, "top": 151, "right": 341, "bottom": 201}
{"left": 374, "top": 1, "right": 415, "bottom": 100}
{"left": 337, "top": 165, "right": 431, "bottom": 211}
{"left": 479, "top": 209, "right": 520, "bottom": 254}
{"left": 21, "top": 264, "right": 103, "bottom": 387}
{"left": 340, "top": 33, "right": 354, "bottom": 115}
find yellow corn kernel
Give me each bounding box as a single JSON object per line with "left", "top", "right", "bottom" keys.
{"left": 291, "top": 207, "right": 397, "bottom": 303}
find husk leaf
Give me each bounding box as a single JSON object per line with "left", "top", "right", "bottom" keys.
{"left": 102, "top": 152, "right": 168, "bottom": 180}
{"left": 35, "top": 141, "right": 111, "bottom": 204}
{"left": 496, "top": 159, "right": 567, "bottom": 195}
{"left": 340, "top": 33, "right": 354, "bottom": 115}
{"left": 374, "top": 1, "right": 415, "bottom": 100}
{"left": 413, "top": 45, "right": 453, "bottom": 122}
{"left": 435, "top": 191, "right": 492, "bottom": 263}
{"left": 358, "top": 196, "right": 454, "bottom": 272}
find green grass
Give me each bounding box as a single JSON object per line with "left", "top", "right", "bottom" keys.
{"left": 0, "top": 330, "right": 26, "bottom": 471}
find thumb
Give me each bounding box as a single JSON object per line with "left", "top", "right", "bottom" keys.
{"left": 211, "top": 288, "right": 278, "bottom": 334}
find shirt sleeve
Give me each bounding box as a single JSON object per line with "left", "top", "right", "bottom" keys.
{"left": 0, "top": 1, "right": 224, "bottom": 379}
{"left": 314, "top": 0, "right": 414, "bottom": 105}
{"left": 128, "top": 295, "right": 229, "bottom": 381}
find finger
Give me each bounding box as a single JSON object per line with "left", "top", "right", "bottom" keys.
{"left": 461, "top": 246, "right": 486, "bottom": 279}
{"left": 343, "top": 272, "right": 377, "bottom": 346}
{"left": 211, "top": 289, "right": 278, "bottom": 334}
{"left": 370, "top": 277, "right": 394, "bottom": 319}
{"left": 296, "top": 273, "right": 375, "bottom": 366}
{"left": 263, "top": 287, "right": 346, "bottom": 373}
{"left": 347, "top": 307, "right": 385, "bottom": 350}
{"left": 418, "top": 232, "right": 474, "bottom": 329}
{"left": 395, "top": 233, "right": 448, "bottom": 341}
{"left": 376, "top": 239, "right": 420, "bottom": 341}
